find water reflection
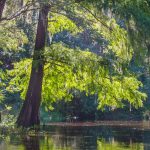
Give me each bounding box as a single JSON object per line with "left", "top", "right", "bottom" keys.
{"left": 23, "top": 136, "right": 40, "bottom": 150}
{"left": 1, "top": 126, "right": 150, "bottom": 150}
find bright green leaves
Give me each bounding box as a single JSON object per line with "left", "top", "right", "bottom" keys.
{"left": 6, "top": 59, "right": 31, "bottom": 98}
{"left": 45, "top": 41, "right": 146, "bottom": 108}
{"left": 48, "top": 1, "right": 133, "bottom": 65}
{"left": 97, "top": 76, "right": 147, "bottom": 109}
{"left": 48, "top": 14, "right": 79, "bottom": 35}
{"left": 7, "top": 43, "right": 146, "bottom": 109}
{"left": 43, "top": 62, "right": 74, "bottom": 104}
{"left": 121, "top": 77, "right": 146, "bottom": 107}
{"left": 2, "top": 0, "right": 147, "bottom": 111}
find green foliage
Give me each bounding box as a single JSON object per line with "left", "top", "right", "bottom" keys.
{"left": 0, "top": 114, "right": 15, "bottom": 127}
{"left": 59, "top": 2, "right": 133, "bottom": 62}
{"left": 0, "top": 21, "right": 28, "bottom": 51}
{"left": 6, "top": 59, "right": 30, "bottom": 98}
{"left": 82, "top": 0, "right": 150, "bottom": 64}
{"left": 97, "top": 76, "right": 146, "bottom": 109}
{"left": 97, "top": 139, "right": 144, "bottom": 150}
{"left": 1, "top": 0, "right": 150, "bottom": 121}
{"left": 48, "top": 13, "right": 80, "bottom": 35}
{"left": 7, "top": 43, "right": 146, "bottom": 110}
{"left": 0, "top": 69, "right": 6, "bottom": 102}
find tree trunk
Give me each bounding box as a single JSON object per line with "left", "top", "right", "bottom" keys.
{"left": 0, "top": 0, "right": 6, "bottom": 20}
{"left": 16, "top": 5, "right": 50, "bottom": 127}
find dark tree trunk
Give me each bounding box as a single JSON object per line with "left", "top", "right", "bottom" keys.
{"left": 17, "top": 5, "right": 50, "bottom": 127}
{"left": 0, "top": 0, "right": 6, "bottom": 20}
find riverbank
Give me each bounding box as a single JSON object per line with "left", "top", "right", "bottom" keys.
{"left": 46, "top": 121, "right": 150, "bottom": 129}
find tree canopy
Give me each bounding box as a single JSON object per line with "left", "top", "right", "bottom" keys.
{"left": 0, "top": 0, "right": 149, "bottom": 127}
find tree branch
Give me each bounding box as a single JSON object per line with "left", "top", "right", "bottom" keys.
{"left": 0, "top": 1, "right": 39, "bottom": 22}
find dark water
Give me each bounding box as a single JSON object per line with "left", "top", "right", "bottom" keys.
{"left": 0, "top": 125, "right": 150, "bottom": 150}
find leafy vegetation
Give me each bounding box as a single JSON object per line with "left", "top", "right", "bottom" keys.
{"left": 0, "top": 0, "right": 150, "bottom": 128}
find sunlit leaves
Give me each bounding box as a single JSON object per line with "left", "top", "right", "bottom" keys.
{"left": 6, "top": 59, "right": 31, "bottom": 98}
{"left": 48, "top": 13, "right": 80, "bottom": 35}
{"left": 0, "top": 69, "right": 6, "bottom": 102}
{"left": 97, "top": 76, "right": 147, "bottom": 109}
{"left": 1, "top": 0, "right": 148, "bottom": 111}
{"left": 7, "top": 43, "right": 146, "bottom": 109}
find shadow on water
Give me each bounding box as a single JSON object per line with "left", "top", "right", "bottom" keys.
{"left": 1, "top": 124, "right": 150, "bottom": 149}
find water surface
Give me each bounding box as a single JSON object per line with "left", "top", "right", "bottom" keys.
{"left": 1, "top": 124, "right": 150, "bottom": 150}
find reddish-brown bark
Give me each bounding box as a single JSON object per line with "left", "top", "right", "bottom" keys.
{"left": 16, "top": 5, "right": 50, "bottom": 127}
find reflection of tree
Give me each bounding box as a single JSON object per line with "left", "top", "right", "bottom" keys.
{"left": 97, "top": 139, "right": 144, "bottom": 150}
{"left": 22, "top": 134, "right": 72, "bottom": 150}
{"left": 1, "top": 126, "right": 150, "bottom": 150}
{"left": 23, "top": 135, "right": 40, "bottom": 150}
{"left": 48, "top": 126, "right": 97, "bottom": 150}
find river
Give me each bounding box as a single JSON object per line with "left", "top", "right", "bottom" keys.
{"left": 0, "top": 122, "right": 150, "bottom": 150}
